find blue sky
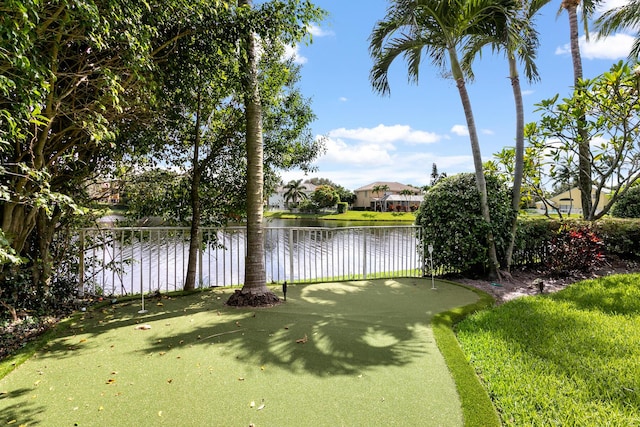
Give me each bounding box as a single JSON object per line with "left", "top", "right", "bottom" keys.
{"left": 277, "top": 0, "right": 635, "bottom": 191}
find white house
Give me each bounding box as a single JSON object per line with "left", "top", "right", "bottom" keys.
{"left": 267, "top": 181, "right": 318, "bottom": 210}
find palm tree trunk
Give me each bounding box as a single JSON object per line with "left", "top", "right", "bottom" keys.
{"left": 505, "top": 54, "right": 524, "bottom": 272}
{"left": 450, "top": 48, "right": 500, "bottom": 280}
{"left": 566, "top": 2, "right": 593, "bottom": 219}
{"left": 227, "top": 0, "right": 279, "bottom": 306}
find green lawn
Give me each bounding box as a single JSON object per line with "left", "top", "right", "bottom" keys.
{"left": 456, "top": 273, "right": 640, "bottom": 426}
{"left": 0, "top": 278, "right": 492, "bottom": 427}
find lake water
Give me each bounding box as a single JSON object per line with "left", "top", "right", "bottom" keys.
{"left": 81, "top": 219, "right": 423, "bottom": 296}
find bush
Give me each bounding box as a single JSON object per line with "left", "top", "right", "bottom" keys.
{"left": 593, "top": 217, "right": 640, "bottom": 259}
{"left": 297, "top": 199, "right": 319, "bottom": 213}
{"left": 311, "top": 185, "right": 339, "bottom": 209}
{"left": 611, "top": 185, "right": 640, "bottom": 218}
{"left": 545, "top": 223, "right": 605, "bottom": 276}
{"left": 337, "top": 202, "right": 348, "bottom": 214}
{"left": 415, "top": 173, "right": 514, "bottom": 276}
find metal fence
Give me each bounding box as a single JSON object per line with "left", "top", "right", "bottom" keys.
{"left": 79, "top": 225, "right": 424, "bottom": 296}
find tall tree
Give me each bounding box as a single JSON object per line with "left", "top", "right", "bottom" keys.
{"left": 557, "top": 0, "right": 604, "bottom": 218}
{"left": 525, "top": 61, "right": 640, "bottom": 220}
{"left": 370, "top": 0, "right": 505, "bottom": 279}
{"left": 226, "top": 0, "right": 326, "bottom": 307}
{"left": 0, "top": 0, "right": 208, "bottom": 292}
{"left": 463, "top": 0, "right": 543, "bottom": 271}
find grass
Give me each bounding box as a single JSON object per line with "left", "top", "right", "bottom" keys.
{"left": 265, "top": 210, "right": 416, "bottom": 222}
{"left": 431, "top": 281, "right": 501, "bottom": 427}
{"left": 0, "top": 278, "right": 493, "bottom": 427}
{"left": 456, "top": 273, "right": 640, "bottom": 426}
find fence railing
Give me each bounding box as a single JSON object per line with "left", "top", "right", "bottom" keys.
{"left": 79, "top": 225, "right": 424, "bottom": 296}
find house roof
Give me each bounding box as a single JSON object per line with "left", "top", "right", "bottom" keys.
{"left": 275, "top": 182, "right": 317, "bottom": 193}
{"left": 354, "top": 181, "right": 422, "bottom": 193}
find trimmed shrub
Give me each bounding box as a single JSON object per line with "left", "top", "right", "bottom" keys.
{"left": 593, "top": 217, "right": 640, "bottom": 259}
{"left": 611, "top": 185, "right": 640, "bottom": 218}
{"left": 415, "top": 173, "right": 514, "bottom": 276}
{"left": 297, "top": 199, "right": 319, "bottom": 213}
{"left": 337, "top": 202, "right": 348, "bottom": 214}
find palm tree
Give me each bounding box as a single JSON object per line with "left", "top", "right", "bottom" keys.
{"left": 227, "top": 0, "right": 279, "bottom": 307}
{"left": 399, "top": 188, "right": 414, "bottom": 211}
{"left": 372, "top": 183, "right": 390, "bottom": 211}
{"left": 283, "top": 179, "right": 308, "bottom": 209}
{"left": 463, "top": 0, "right": 543, "bottom": 270}
{"left": 595, "top": 0, "right": 640, "bottom": 59}
{"left": 370, "top": 0, "right": 504, "bottom": 278}
{"left": 557, "top": 0, "right": 604, "bottom": 218}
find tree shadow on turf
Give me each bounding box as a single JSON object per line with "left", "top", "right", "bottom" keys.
{"left": 39, "top": 279, "right": 476, "bottom": 377}
{"left": 0, "top": 387, "right": 45, "bottom": 425}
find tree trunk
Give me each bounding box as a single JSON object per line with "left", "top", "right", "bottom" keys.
{"left": 505, "top": 54, "right": 524, "bottom": 272}
{"left": 184, "top": 91, "right": 203, "bottom": 292}
{"left": 227, "top": 0, "right": 279, "bottom": 307}
{"left": 566, "top": 2, "right": 593, "bottom": 219}
{"left": 449, "top": 48, "right": 500, "bottom": 280}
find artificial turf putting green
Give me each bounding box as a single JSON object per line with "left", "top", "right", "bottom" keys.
{"left": 0, "top": 278, "right": 479, "bottom": 426}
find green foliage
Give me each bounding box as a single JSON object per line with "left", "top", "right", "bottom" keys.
{"left": 523, "top": 61, "right": 640, "bottom": 220}
{"left": 297, "top": 199, "right": 319, "bottom": 213}
{"left": 0, "top": 229, "right": 25, "bottom": 267}
{"left": 592, "top": 217, "right": 640, "bottom": 259}
{"left": 545, "top": 223, "right": 605, "bottom": 276}
{"left": 457, "top": 274, "right": 640, "bottom": 426}
{"left": 511, "top": 217, "right": 640, "bottom": 269}
{"left": 283, "top": 179, "right": 308, "bottom": 208}
{"left": 611, "top": 184, "right": 640, "bottom": 218}
{"left": 337, "top": 202, "right": 348, "bottom": 214}
{"left": 415, "top": 173, "right": 514, "bottom": 276}
{"left": 311, "top": 185, "right": 339, "bottom": 208}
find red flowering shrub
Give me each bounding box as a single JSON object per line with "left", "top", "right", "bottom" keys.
{"left": 545, "top": 224, "right": 605, "bottom": 276}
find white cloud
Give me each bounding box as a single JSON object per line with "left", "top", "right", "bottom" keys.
{"left": 596, "top": 0, "right": 632, "bottom": 14}
{"left": 555, "top": 32, "right": 634, "bottom": 60}
{"left": 450, "top": 125, "right": 469, "bottom": 136}
{"left": 481, "top": 129, "right": 495, "bottom": 136}
{"left": 308, "top": 24, "right": 334, "bottom": 38}
{"left": 522, "top": 89, "right": 535, "bottom": 96}
{"left": 319, "top": 137, "right": 395, "bottom": 166}
{"left": 339, "top": 97, "right": 348, "bottom": 102}
{"left": 284, "top": 44, "right": 307, "bottom": 64}
{"left": 328, "top": 124, "right": 443, "bottom": 144}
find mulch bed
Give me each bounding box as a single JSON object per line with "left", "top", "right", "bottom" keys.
{"left": 0, "top": 315, "right": 61, "bottom": 360}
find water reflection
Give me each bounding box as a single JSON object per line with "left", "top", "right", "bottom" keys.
{"left": 82, "top": 220, "right": 422, "bottom": 296}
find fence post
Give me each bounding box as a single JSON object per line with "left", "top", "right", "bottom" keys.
{"left": 79, "top": 229, "right": 85, "bottom": 297}
{"left": 288, "top": 228, "right": 294, "bottom": 283}
{"left": 198, "top": 229, "right": 203, "bottom": 287}
{"left": 363, "top": 230, "right": 368, "bottom": 279}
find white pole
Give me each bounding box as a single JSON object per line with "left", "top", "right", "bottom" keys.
{"left": 138, "top": 281, "right": 148, "bottom": 314}
{"left": 428, "top": 244, "right": 436, "bottom": 290}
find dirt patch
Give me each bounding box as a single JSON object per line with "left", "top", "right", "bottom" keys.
{"left": 449, "top": 257, "right": 640, "bottom": 305}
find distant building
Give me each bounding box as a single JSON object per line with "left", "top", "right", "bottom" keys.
{"left": 86, "top": 180, "right": 121, "bottom": 204}
{"left": 267, "top": 181, "right": 318, "bottom": 210}
{"left": 535, "top": 186, "right": 610, "bottom": 216}
{"left": 353, "top": 181, "right": 423, "bottom": 211}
